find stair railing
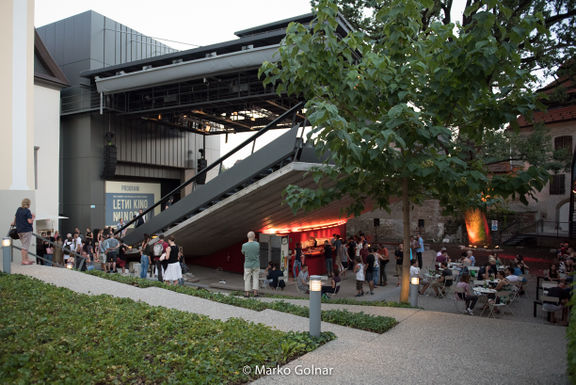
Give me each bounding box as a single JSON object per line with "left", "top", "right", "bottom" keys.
{"left": 116, "top": 101, "right": 305, "bottom": 235}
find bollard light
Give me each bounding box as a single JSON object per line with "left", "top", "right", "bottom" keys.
{"left": 309, "top": 275, "right": 322, "bottom": 337}
{"left": 409, "top": 275, "right": 419, "bottom": 307}
{"left": 309, "top": 276, "right": 322, "bottom": 292}
{"left": 2, "top": 237, "right": 12, "bottom": 274}
{"left": 66, "top": 262, "right": 74, "bottom": 269}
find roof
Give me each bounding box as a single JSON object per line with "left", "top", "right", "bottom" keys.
{"left": 81, "top": 13, "right": 353, "bottom": 82}
{"left": 517, "top": 104, "right": 576, "bottom": 127}
{"left": 34, "top": 30, "right": 69, "bottom": 88}
{"left": 517, "top": 62, "right": 575, "bottom": 128}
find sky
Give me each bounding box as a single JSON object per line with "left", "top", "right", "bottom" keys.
{"left": 35, "top": 0, "right": 315, "bottom": 50}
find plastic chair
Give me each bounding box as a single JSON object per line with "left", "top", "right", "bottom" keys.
{"left": 486, "top": 290, "right": 513, "bottom": 318}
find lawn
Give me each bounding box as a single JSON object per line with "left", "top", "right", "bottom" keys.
{"left": 0, "top": 274, "right": 334, "bottom": 384}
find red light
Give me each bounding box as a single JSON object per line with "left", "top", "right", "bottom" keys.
{"left": 261, "top": 219, "right": 347, "bottom": 235}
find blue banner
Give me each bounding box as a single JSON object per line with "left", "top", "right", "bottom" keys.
{"left": 105, "top": 193, "right": 154, "bottom": 227}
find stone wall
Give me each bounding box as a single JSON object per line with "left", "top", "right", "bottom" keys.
{"left": 346, "top": 199, "right": 465, "bottom": 244}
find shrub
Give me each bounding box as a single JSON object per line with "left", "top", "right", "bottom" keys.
{"left": 85, "top": 271, "right": 398, "bottom": 334}
{"left": 0, "top": 274, "right": 334, "bottom": 384}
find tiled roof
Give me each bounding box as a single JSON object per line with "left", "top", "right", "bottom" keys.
{"left": 518, "top": 104, "right": 576, "bottom": 127}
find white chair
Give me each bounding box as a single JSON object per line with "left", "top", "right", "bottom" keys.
{"left": 486, "top": 290, "right": 513, "bottom": 318}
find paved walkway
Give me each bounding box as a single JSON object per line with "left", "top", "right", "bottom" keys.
{"left": 8, "top": 262, "right": 569, "bottom": 385}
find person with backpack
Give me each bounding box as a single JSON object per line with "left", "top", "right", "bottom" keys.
{"left": 152, "top": 234, "right": 168, "bottom": 282}
{"left": 62, "top": 233, "right": 74, "bottom": 265}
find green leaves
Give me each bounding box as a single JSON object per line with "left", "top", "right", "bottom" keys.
{"left": 0, "top": 274, "right": 336, "bottom": 384}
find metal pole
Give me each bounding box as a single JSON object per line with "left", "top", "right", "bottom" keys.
{"left": 309, "top": 275, "right": 322, "bottom": 337}
{"left": 2, "top": 237, "right": 12, "bottom": 274}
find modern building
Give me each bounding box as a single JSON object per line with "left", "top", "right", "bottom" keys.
{"left": 37, "top": 11, "right": 221, "bottom": 233}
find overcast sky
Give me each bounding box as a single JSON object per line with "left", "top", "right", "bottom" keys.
{"left": 35, "top": 0, "right": 315, "bottom": 50}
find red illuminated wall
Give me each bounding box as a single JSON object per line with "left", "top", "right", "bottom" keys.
{"left": 189, "top": 223, "right": 346, "bottom": 276}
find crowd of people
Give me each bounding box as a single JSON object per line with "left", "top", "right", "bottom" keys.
{"left": 9, "top": 196, "right": 188, "bottom": 285}
{"left": 31, "top": 227, "right": 188, "bottom": 284}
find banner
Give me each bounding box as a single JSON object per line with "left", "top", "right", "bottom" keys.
{"left": 105, "top": 181, "right": 161, "bottom": 227}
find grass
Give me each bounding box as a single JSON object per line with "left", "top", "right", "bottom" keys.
{"left": 86, "top": 271, "right": 398, "bottom": 334}
{"left": 0, "top": 273, "right": 334, "bottom": 384}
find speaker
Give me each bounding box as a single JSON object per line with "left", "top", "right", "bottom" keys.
{"left": 196, "top": 158, "right": 208, "bottom": 185}
{"left": 373, "top": 218, "right": 380, "bottom": 227}
{"left": 102, "top": 144, "right": 117, "bottom": 179}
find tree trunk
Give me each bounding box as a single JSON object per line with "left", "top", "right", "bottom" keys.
{"left": 400, "top": 177, "right": 411, "bottom": 303}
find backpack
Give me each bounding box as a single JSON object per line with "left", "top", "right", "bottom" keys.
{"left": 153, "top": 241, "right": 164, "bottom": 257}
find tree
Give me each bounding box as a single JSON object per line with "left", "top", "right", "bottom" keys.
{"left": 260, "top": 0, "right": 561, "bottom": 302}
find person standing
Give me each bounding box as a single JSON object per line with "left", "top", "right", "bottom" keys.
{"left": 377, "top": 243, "right": 389, "bottom": 286}
{"left": 53, "top": 234, "right": 63, "bottom": 266}
{"left": 292, "top": 242, "right": 303, "bottom": 281}
{"left": 354, "top": 257, "right": 365, "bottom": 297}
{"left": 394, "top": 243, "right": 404, "bottom": 286}
{"left": 73, "top": 232, "right": 84, "bottom": 270}
{"left": 416, "top": 233, "right": 424, "bottom": 268}
{"left": 62, "top": 233, "right": 74, "bottom": 265}
{"left": 103, "top": 232, "right": 120, "bottom": 273}
{"left": 11, "top": 198, "right": 35, "bottom": 265}
{"left": 324, "top": 240, "right": 334, "bottom": 275}
{"left": 135, "top": 208, "right": 146, "bottom": 228}
{"left": 162, "top": 236, "right": 182, "bottom": 286}
{"left": 241, "top": 231, "right": 260, "bottom": 297}
{"left": 140, "top": 234, "right": 152, "bottom": 279}
{"left": 44, "top": 231, "right": 55, "bottom": 267}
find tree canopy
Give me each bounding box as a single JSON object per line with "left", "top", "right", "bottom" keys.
{"left": 259, "top": 0, "right": 572, "bottom": 301}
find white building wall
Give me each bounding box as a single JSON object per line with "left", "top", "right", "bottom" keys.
{"left": 33, "top": 84, "right": 61, "bottom": 232}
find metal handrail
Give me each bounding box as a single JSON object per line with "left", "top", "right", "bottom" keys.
{"left": 32, "top": 232, "right": 88, "bottom": 270}
{"left": 116, "top": 101, "right": 305, "bottom": 235}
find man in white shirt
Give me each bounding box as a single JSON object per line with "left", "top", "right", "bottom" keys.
{"left": 410, "top": 259, "right": 420, "bottom": 278}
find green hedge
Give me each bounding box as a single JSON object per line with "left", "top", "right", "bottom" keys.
{"left": 86, "top": 271, "right": 398, "bottom": 334}
{"left": 0, "top": 274, "right": 334, "bottom": 384}
{"left": 229, "top": 290, "right": 411, "bottom": 308}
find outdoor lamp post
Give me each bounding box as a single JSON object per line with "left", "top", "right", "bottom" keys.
{"left": 2, "top": 237, "right": 12, "bottom": 274}
{"left": 309, "top": 275, "right": 322, "bottom": 337}
{"left": 410, "top": 276, "right": 419, "bottom": 307}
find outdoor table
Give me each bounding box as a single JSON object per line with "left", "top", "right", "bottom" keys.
{"left": 536, "top": 276, "right": 559, "bottom": 300}
{"left": 473, "top": 287, "right": 497, "bottom": 295}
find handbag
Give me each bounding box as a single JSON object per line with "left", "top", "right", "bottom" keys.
{"left": 8, "top": 226, "right": 19, "bottom": 240}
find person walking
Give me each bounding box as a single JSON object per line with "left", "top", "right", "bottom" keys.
{"left": 242, "top": 231, "right": 260, "bottom": 297}
{"left": 11, "top": 198, "right": 35, "bottom": 265}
